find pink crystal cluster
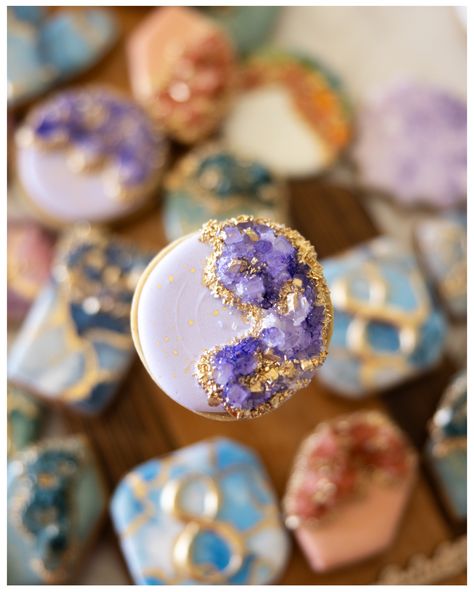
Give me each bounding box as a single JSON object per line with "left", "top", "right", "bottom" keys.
{"left": 153, "top": 33, "right": 234, "bottom": 139}
{"left": 287, "top": 413, "right": 412, "bottom": 522}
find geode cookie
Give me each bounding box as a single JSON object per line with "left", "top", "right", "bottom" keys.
{"left": 163, "top": 143, "right": 288, "bottom": 241}
{"left": 223, "top": 49, "right": 351, "bottom": 177}
{"left": 283, "top": 411, "right": 417, "bottom": 572}
{"left": 352, "top": 81, "right": 467, "bottom": 208}
{"left": 7, "top": 435, "right": 107, "bottom": 584}
{"left": 131, "top": 216, "right": 333, "bottom": 420}
{"left": 110, "top": 438, "right": 290, "bottom": 584}
{"left": 127, "top": 6, "right": 236, "bottom": 144}
{"left": 318, "top": 236, "right": 446, "bottom": 397}
{"left": 15, "top": 87, "right": 168, "bottom": 226}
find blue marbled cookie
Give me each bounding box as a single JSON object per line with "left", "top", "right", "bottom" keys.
{"left": 163, "top": 144, "right": 288, "bottom": 242}
{"left": 318, "top": 236, "right": 446, "bottom": 397}
{"left": 7, "top": 225, "right": 151, "bottom": 414}
{"left": 110, "top": 438, "right": 290, "bottom": 584}
{"left": 7, "top": 435, "right": 107, "bottom": 584}
{"left": 8, "top": 7, "right": 117, "bottom": 108}
{"left": 414, "top": 212, "right": 466, "bottom": 318}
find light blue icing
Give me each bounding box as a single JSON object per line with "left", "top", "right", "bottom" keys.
{"left": 7, "top": 7, "right": 117, "bottom": 107}
{"left": 319, "top": 236, "right": 446, "bottom": 397}
{"left": 110, "top": 438, "right": 289, "bottom": 585}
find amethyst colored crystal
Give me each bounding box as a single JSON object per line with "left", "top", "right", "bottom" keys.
{"left": 353, "top": 81, "right": 467, "bottom": 208}
{"left": 29, "top": 88, "right": 167, "bottom": 193}
{"left": 208, "top": 221, "right": 326, "bottom": 412}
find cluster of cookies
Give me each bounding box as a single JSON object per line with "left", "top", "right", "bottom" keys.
{"left": 7, "top": 6, "right": 466, "bottom": 586}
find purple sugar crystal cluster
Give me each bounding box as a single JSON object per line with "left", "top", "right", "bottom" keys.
{"left": 208, "top": 220, "right": 326, "bottom": 412}
{"left": 353, "top": 81, "right": 467, "bottom": 208}
{"left": 29, "top": 88, "right": 167, "bottom": 192}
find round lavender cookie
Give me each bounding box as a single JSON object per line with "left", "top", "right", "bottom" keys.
{"left": 131, "top": 216, "right": 333, "bottom": 420}
{"left": 352, "top": 81, "right": 466, "bottom": 208}
{"left": 15, "top": 86, "right": 168, "bottom": 226}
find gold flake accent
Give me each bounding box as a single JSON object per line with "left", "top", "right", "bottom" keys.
{"left": 195, "top": 215, "right": 333, "bottom": 420}
{"left": 187, "top": 319, "right": 195, "bottom": 327}
{"left": 168, "top": 275, "right": 175, "bottom": 283}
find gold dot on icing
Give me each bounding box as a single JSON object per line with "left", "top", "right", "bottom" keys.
{"left": 172, "top": 349, "right": 179, "bottom": 356}
{"left": 164, "top": 336, "right": 170, "bottom": 343}
{"left": 157, "top": 282, "right": 162, "bottom": 289}
{"left": 190, "top": 267, "right": 196, "bottom": 273}
{"left": 187, "top": 319, "right": 195, "bottom": 326}
{"left": 212, "top": 309, "right": 219, "bottom": 317}
{"left": 168, "top": 275, "right": 174, "bottom": 283}
{"left": 172, "top": 372, "right": 177, "bottom": 379}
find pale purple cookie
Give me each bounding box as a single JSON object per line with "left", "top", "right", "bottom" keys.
{"left": 131, "top": 216, "right": 333, "bottom": 420}
{"left": 352, "top": 81, "right": 466, "bottom": 208}
{"left": 15, "top": 86, "right": 168, "bottom": 226}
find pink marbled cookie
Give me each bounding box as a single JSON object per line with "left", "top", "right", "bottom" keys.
{"left": 284, "top": 411, "right": 417, "bottom": 572}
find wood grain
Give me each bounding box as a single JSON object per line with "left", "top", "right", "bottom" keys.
{"left": 34, "top": 7, "right": 465, "bottom": 585}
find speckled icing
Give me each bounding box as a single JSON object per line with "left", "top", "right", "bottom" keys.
{"left": 414, "top": 213, "right": 466, "bottom": 318}
{"left": 8, "top": 226, "right": 151, "bottom": 414}
{"left": 223, "top": 50, "right": 351, "bottom": 177}
{"left": 425, "top": 371, "right": 466, "bottom": 522}
{"left": 353, "top": 81, "right": 467, "bottom": 208}
{"left": 164, "top": 143, "right": 288, "bottom": 241}
{"left": 7, "top": 436, "right": 107, "bottom": 585}
{"left": 132, "top": 217, "right": 332, "bottom": 419}
{"left": 7, "top": 218, "right": 55, "bottom": 323}
{"left": 318, "top": 236, "right": 446, "bottom": 397}
{"left": 8, "top": 8, "right": 117, "bottom": 108}
{"left": 7, "top": 385, "right": 42, "bottom": 457}
{"left": 284, "top": 411, "right": 417, "bottom": 572}
{"left": 16, "top": 87, "right": 167, "bottom": 225}
{"left": 127, "top": 7, "right": 235, "bottom": 144}
{"left": 110, "top": 438, "right": 290, "bottom": 584}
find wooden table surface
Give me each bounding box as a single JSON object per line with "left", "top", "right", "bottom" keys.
{"left": 12, "top": 7, "right": 467, "bottom": 586}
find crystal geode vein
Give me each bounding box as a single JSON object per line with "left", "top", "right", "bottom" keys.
{"left": 16, "top": 87, "right": 167, "bottom": 202}
{"left": 195, "top": 217, "right": 333, "bottom": 419}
